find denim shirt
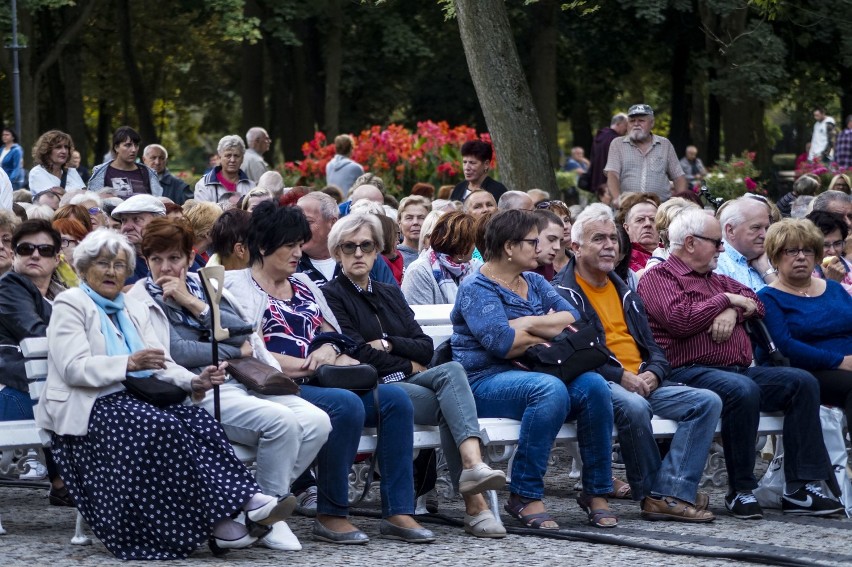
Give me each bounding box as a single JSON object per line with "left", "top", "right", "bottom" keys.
{"left": 450, "top": 271, "right": 579, "bottom": 382}
{"left": 714, "top": 241, "right": 766, "bottom": 292}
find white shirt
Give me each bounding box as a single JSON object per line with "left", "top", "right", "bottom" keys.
{"left": 0, "top": 168, "right": 11, "bottom": 210}
{"left": 28, "top": 165, "right": 86, "bottom": 195}
{"left": 810, "top": 116, "right": 836, "bottom": 160}
{"left": 309, "top": 257, "right": 337, "bottom": 281}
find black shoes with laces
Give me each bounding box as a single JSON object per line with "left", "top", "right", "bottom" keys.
{"left": 782, "top": 482, "right": 844, "bottom": 516}
{"left": 725, "top": 491, "right": 764, "bottom": 519}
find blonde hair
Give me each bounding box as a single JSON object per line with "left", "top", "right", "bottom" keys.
{"left": 184, "top": 201, "right": 222, "bottom": 242}
{"left": 764, "top": 218, "right": 823, "bottom": 267}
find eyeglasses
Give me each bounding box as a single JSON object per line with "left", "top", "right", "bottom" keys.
{"left": 691, "top": 234, "right": 724, "bottom": 249}
{"left": 536, "top": 200, "right": 572, "bottom": 221}
{"left": 517, "top": 238, "right": 540, "bottom": 248}
{"left": 783, "top": 248, "right": 815, "bottom": 258}
{"left": 93, "top": 260, "right": 128, "bottom": 272}
{"left": 15, "top": 243, "right": 56, "bottom": 257}
{"left": 824, "top": 239, "right": 845, "bottom": 250}
{"left": 61, "top": 238, "right": 79, "bottom": 249}
{"left": 339, "top": 240, "right": 376, "bottom": 255}
{"left": 88, "top": 207, "right": 102, "bottom": 216}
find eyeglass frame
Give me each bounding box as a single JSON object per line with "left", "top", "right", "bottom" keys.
{"left": 338, "top": 240, "right": 377, "bottom": 255}
{"left": 691, "top": 234, "right": 724, "bottom": 249}
{"left": 15, "top": 243, "right": 57, "bottom": 257}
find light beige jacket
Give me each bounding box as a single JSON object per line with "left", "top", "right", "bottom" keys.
{"left": 35, "top": 287, "right": 197, "bottom": 436}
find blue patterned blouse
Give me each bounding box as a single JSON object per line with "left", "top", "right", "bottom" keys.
{"left": 256, "top": 276, "right": 324, "bottom": 358}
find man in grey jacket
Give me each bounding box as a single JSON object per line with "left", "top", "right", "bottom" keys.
{"left": 552, "top": 203, "right": 721, "bottom": 523}
{"left": 325, "top": 134, "right": 364, "bottom": 196}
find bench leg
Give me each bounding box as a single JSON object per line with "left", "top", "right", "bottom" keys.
{"left": 485, "top": 490, "right": 504, "bottom": 528}
{"left": 70, "top": 512, "right": 92, "bottom": 546}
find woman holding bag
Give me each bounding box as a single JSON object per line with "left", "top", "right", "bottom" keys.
{"left": 128, "top": 217, "right": 331, "bottom": 552}
{"left": 224, "top": 201, "right": 435, "bottom": 545}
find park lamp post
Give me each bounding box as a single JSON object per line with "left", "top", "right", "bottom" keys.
{"left": 7, "top": 0, "right": 23, "bottom": 140}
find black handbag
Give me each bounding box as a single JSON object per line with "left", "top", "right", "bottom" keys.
{"left": 514, "top": 321, "right": 610, "bottom": 384}
{"left": 123, "top": 376, "right": 188, "bottom": 408}
{"left": 313, "top": 363, "right": 378, "bottom": 393}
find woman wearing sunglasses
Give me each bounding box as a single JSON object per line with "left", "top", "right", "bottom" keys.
{"left": 224, "top": 202, "right": 434, "bottom": 545}
{"left": 0, "top": 220, "right": 71, "bottom": 504}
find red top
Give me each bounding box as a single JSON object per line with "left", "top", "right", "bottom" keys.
{"left": 637, "top": 254, "right": 764, "bottom": 368}
{"left": 383, "top": 254, "right": 404, "bottom": 285}
{"left": 629, "top": 242, "right": 653, "bottom": 272}
{"left": 216, "top": 170, "right": 237, "bottom": 192}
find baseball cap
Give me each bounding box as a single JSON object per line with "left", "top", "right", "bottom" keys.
{"left": 627, "top": 104, "right": 654, "bottom": 117}
{"left": 111, "top": 194, "right": 167, "bottom": 218}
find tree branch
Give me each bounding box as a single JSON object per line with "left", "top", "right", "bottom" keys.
{"left": 34, "top": 0, "right": 103, "bottom": 83}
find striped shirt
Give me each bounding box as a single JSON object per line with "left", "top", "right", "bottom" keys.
{"left": 636, "top": 255, "right": 764, "bottom": 368}
{"left": 604, "top": 134, "right": 684, "bottom": 201}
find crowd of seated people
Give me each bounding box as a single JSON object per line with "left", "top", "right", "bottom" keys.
{"left": 3, "top": 128, "right": 852, "bottom": 560}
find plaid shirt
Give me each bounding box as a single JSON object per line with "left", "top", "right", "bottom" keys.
{"left": 835, "top": 129, "right": 852, "bottom": 169}
{"left": 346, "top": 276, "right": 406, "bottom": 383}
{"left": 604, "top": 134, "right": 684, "bottom": 201}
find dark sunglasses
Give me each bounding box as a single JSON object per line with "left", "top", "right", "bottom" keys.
{"left": 536, "top": 200, "right": 572, "bottom": 220}
{"left": 15, "top": 243, "right": 57, "bottom": 257}
{"left": 339, "top": 240, "right": 376, "bottom": 255}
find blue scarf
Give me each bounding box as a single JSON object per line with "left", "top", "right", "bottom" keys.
{"left": 80, "top": 282, "right": 152, "bottom": 378}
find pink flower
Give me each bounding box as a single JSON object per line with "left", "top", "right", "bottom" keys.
{"left": 745, "top": 177, "right": 757, "bottom": 190}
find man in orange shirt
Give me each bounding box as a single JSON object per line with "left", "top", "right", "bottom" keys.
{"left": 552, "top": 203, "right": 721, "bottom": 523}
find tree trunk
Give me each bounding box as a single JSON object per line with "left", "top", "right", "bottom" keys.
{"left": 115, "top": 0, "right": 158, "bottom": 143}
{"left": 690, "top": 71, "right": 707, "bottom": 162}
{"left": 570, "top": 97, "right": 592, "bottom": 157}
{"left": 528, "top": 0, "right": 559, "bottom": 166}
{"left": 241, "top": 0, "right": 265, "bottom": 135}
{"left": 453, "top": 0, "right": 557, "bottom": 195}
{"left": 668, "top": 11, "right": 692, "bottom": 157}
{"left": 323, "top": 0, "right": 343, "bottom": 136}
{"left": 840, "top": 66, "right": 852, "bottom": 131}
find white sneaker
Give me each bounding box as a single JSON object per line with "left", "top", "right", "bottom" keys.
{"left": 295, "top": 486, "right": 317, "bottom": 517}
{"left": 260, "top": 521, "right": 302, "bottom": 551}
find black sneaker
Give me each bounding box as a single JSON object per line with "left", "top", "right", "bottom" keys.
{"left": 782, "top": 482, "right": 844, "bottom": 516}
{"left": 725, "top": 491, "right": 764, "bottom": 519}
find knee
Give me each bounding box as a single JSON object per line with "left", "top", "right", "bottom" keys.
{"left": 377, "top": 384, "right": 414, "bottom": 422}
{"left": 304, "top": 405, "right": 333, "bottom": 441}
{"left": 702, "top": 391, "right": 724, "bottom": 417}
{"left": 329, "top": 390, "right": 366, "bottom": 430}
{"left": 791, "top": 370, "right": 821, "bottom": 399}
{"left": 612, "top": 388, "right": 652, "bottom": 426}
{"left": 727, "top": 379, "right": 761, "bottom": 409}
{"left": 441, "top": 361, "right": 468, "bottom": 384}
{"left": 532, "top": 375, "right": 571, "bottom": 409}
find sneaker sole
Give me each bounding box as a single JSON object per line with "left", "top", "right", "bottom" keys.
{"left": 782, "top": 506, "right": 845, "bottom": 516}
{"left": 724, "top": 504, "right": 763, "bottom": 520}
{"left": 459, "top": 474, "right": 507, "bottom": 496}
{"left": 641, "top": 511, "right": 715, "bottom": 523}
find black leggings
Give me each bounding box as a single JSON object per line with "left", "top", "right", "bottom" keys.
{"left": 810, "top": 369, "right": 852, "bottom": 426}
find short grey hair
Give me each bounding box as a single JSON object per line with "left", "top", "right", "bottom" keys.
{"left": 69, "top": 191, "right": 103, "bottom": 207}
{"left": 143, "top": 144, "right": 168, "bottom": 160}
{"left": 571, "top": 203, "right": 615, "bottom": 245}
{"left": 257, "top": 171, "right": 285, "bottom": 197}
{"left": 327, "top": 213, "right": 384, "bottom": 257}
{"left": 298, "top": 191, "right": 339, "bottom": 221}
{"left": 611, "top": 113, "right": 628, "bottom": 127}
{"left": 669, "top": 208, "right": 713, "bottom": 251}
{"left": 217, "top": 135, "right": 246, "bottom": 156}
{"left": 245, "top": 127, "right": 267, "bottom": 146}
{"left": 718, "top": 196, "right": 765, "bottom": 232}
{"left": 398, "top": 195, "right": 430, "bottom": 217}
{"left": 813, "top": 190, "right": 852, "bottom": 213}
{"left": 73, "top": 228, "right": 136, "bottom": 276}
{"left": 791, "top": 195, "right": 815, "bottom": 219}
{"left": 497, "top": 190, "right": 531, "bottom": 211}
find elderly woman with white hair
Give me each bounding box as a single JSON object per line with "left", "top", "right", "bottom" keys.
{"left": 194, "top": 135, "right": 256, "bottom": 203}
{"left": 36, "top": 229, "right": 296, "bottom": 559}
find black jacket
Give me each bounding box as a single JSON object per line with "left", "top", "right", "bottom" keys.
{"left": 450, "top": 176, "right": 508, "bottom": 202}
{"left": 322, "top": 275, "right": 433, "bottom": 380}
{"left": 551, "top": 258, "right": 670, "bottom": 385}
{"left": 159, "top": 170, "right": 192, "bottom": 205}
{"left": 0, "top": 271, "right": 52, "bottom": 391}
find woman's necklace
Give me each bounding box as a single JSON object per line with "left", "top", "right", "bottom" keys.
{"left": 485, "top": 265, "right": 522, "bottom": 293}
{"left": 778, "top": 278, "right": 812, "bottom": 297}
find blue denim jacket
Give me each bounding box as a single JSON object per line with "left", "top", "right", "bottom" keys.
{"left": 451, "top": 271, "right": 579, "bottom": 382}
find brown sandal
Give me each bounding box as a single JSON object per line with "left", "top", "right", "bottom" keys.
{"left": 609, "top": 477, "right": 632, "bottom": 499}
{"left": 576, "top": 492, "right": 618, "bottom": 528}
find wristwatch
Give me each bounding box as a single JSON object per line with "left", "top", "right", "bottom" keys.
{"left": 381, "top": 339, "right": 390, "bottom": 352}
{"left": 762, "top": 267, "right": 777, "bottom": 279}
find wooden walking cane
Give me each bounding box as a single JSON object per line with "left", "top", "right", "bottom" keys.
{"left": 198, "top": 266, "right": 228, "bottom": 422}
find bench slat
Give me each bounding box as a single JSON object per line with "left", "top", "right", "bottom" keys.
{"left": 20, "top": 337, "right": 48, "bottom": 358}
{"left": 25, "top": 359, "right": 47, "bottom": 381}
{"left": 411, "top": 304, "right": 454, "bottom": 326}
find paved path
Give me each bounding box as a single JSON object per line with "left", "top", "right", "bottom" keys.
{"left": 2, "top": 454, "right": 851, "bottom": 566}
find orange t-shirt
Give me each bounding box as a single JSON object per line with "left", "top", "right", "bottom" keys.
{"left": 575, "top": 274, "right": 643, "bottom": 374}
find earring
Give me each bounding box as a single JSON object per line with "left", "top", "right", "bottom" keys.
{"left": 508, "top": 256, "right": 512, "bottom": 262}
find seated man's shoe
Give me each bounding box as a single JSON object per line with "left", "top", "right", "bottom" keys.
{"left": 459, "top": 463, "right": 507, "bottom": 496}
{"left": 725, "top": 491, "right": 763, "bottom": 520}
{"left": 312, "top": 520, "right": 370, "bottom": 544}
{"left": 782, "top": 482, "right": 845, "bottom": 516}
{"left": 641, "top": 496, "right": 715, "bottom": 523}
{"left": 463, "top": 510, "right": 507, "bottom": 538}
{"left": 295, "top": 486, "right": 317, "bottom": 517}
{"left": 379, "top": 519, "right": 436, "bottom": 543}
{"left": 260, "top": 522, "right": 302, "bottom": 551}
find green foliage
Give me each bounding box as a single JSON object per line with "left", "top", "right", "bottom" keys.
{"left": 704, "top": 151, "right": 766, "bottom": 201}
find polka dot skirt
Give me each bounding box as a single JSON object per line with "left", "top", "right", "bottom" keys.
{"left": 51, "top": 392, "right": 260, "bottom": 560}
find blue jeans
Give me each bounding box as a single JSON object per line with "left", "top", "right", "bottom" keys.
{"left": 470, "top": 370, "right": 613, "bottom": 499}
{"left": 610, "top": 382, "right": 722, "bottom": 504}
{"left": 0, "top": 386, "right": 34, "bottom": 421}
{"left": 299, "top": 383, "right": 415, "bottom": 517}
{"left": 394, "top": 362, "right": 481, "bottom": 490}
{"left": 670, "top": 365, "right": 831, "bottom": 493}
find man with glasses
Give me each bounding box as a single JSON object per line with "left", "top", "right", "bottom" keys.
{"left": 109, "top": 194, "right": 167, "bottom": 285}
{"left": 715, "top": 196, "right": 777, "bottom": 291}
{"left": 638, "top": 208, "right": 842, "bottom": 519}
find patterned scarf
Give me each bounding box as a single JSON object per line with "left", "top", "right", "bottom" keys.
{"left": 144, "top": 275, "right": 208, "bottom": 330}
{"left": 80, "top": 282, "right": 151, "bottom": 378}
{"left": 429, "top": 250, "right": 472, "bottom": 304}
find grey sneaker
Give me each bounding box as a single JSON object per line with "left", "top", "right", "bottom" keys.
{"left": 295, "top": 486, "right": 317, "bottom": 517}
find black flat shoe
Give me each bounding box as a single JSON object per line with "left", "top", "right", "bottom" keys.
{"left": 49, "top": 485, "right": 75, "bottom": 507}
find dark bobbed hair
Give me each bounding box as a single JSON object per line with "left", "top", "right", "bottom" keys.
{"left": 140, "top": 217, "right": 195, "bottom": 259}
{"left": 375, "top": 213, "right": 400, "bottom": 256}
{"left": 112, "top": 126, "right": 142, "bottom": 151}
{"left": 13, "top": 219, "right": 61, "bottom": 252}
{"left": 247, "top": 201, "right": 312, "bottom": 265}
{"left": 806, "top": 210, "right": 849, "bottom": 240}
{"left": 460, "top": 140, "right": 493, "bottom": 163}
{"left": 3, "top": 127, "right": 19, "bottom": 143}
{"left": 211, "top": 208, "right": 252, "bottom": 259}
{"left": 430, "top": 211, "right": 476, "bottom": 258}
{"left": 481, "top": 209, "right": 539, "bottom": 262}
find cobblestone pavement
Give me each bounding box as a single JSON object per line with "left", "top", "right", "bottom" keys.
{"left": 2, "top": 451, "right": 851, "bottom": 567}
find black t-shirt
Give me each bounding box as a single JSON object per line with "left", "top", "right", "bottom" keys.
{"left": 104, "top": 165, "right": 150, "bottom": 198}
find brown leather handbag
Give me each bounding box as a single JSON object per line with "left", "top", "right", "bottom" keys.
{"left": 226, "top": 357, "right": 301, "bottom": 396}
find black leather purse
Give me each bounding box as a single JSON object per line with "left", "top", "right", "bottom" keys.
{"left": 514, "top": 322, "right": 610, "bottom": 384}
{"left": 313, "top": 364, "right": 378, "bottom": 393}
{"left": 123, "top": 376, "right": 188, "bottom": 408}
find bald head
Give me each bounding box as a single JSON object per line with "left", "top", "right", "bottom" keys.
{"left": 350, "top": 184, "right": 384, "bottom": 205}
{"left": 498, "top": 190, "right": 534, "bottom": 211}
